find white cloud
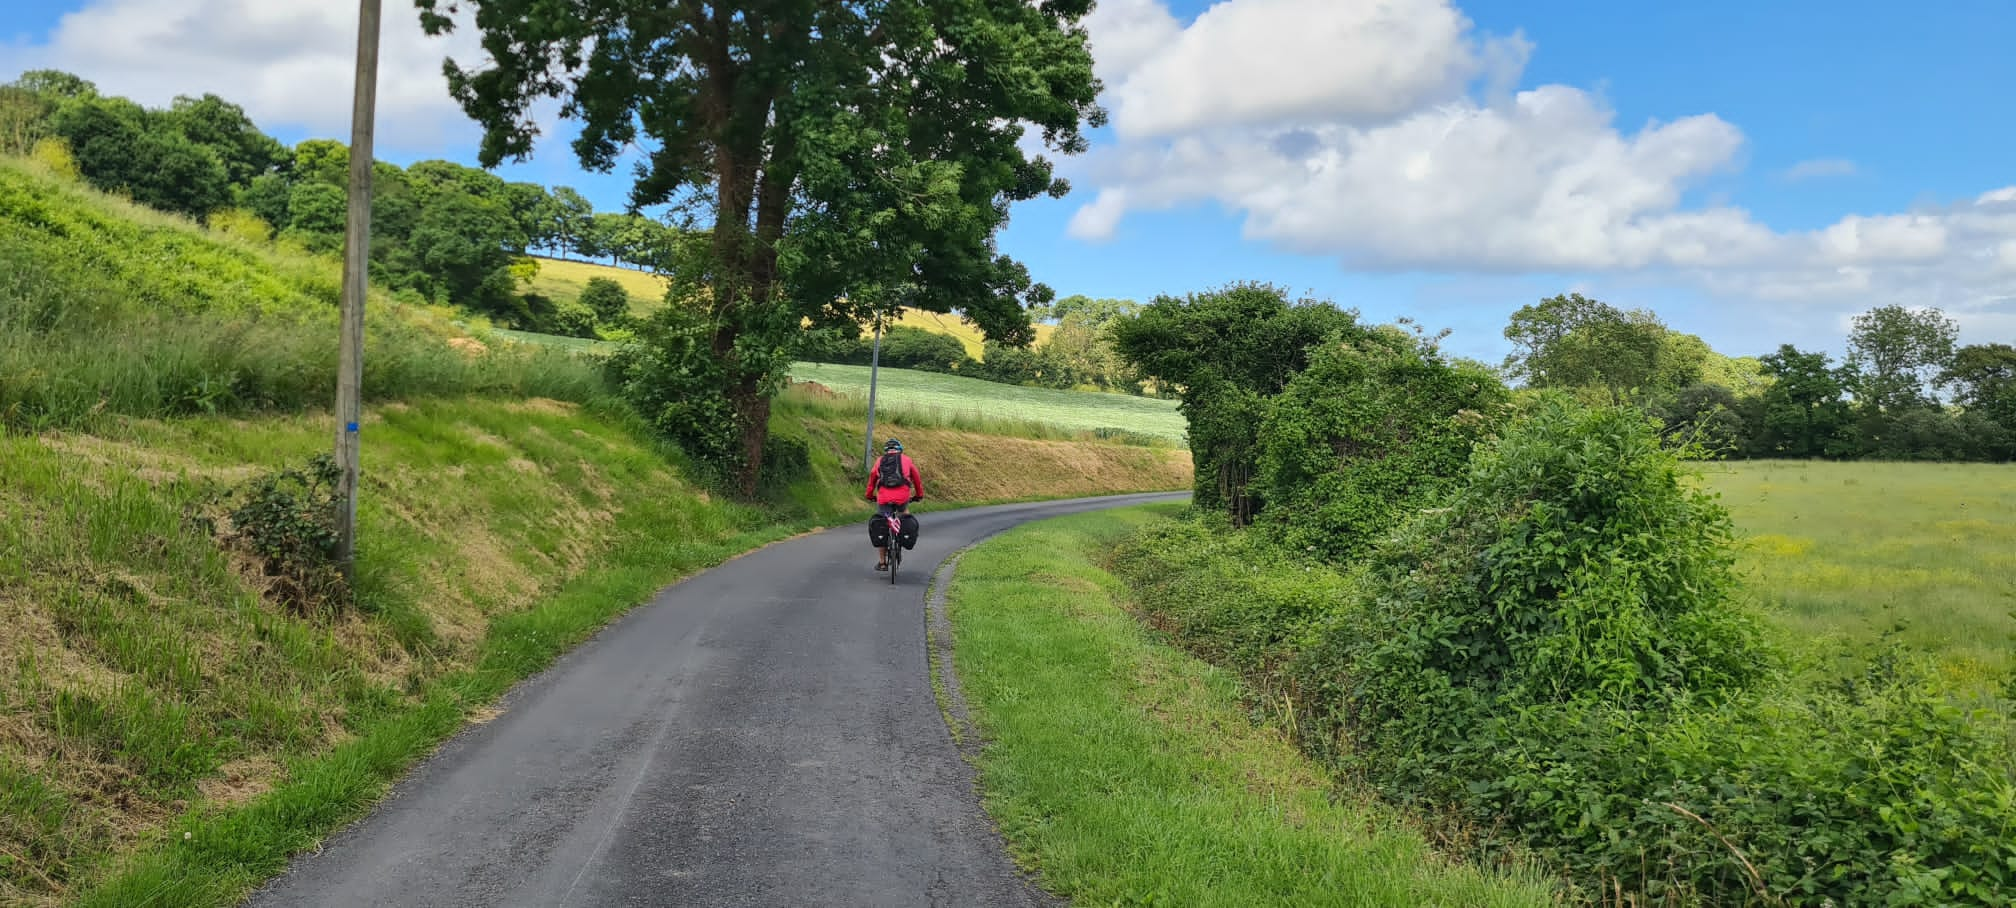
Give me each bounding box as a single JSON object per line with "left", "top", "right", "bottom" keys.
{"left": 1082, "top": 0, "right": 1183, "bottom": 83}
{"left": 1067, "top": 0, "right": 2016, "bottom": 334}
{"left": 1782, "top": 158, "right": 1857, "bottom": 180}
{"left": 1073, "top": 84, "right": 1776, "bottom": 272}
{"left": 1106, "top": 0, "right": 1514, "bottom": 138}
{"left": 16, "top": 0, "right": 488, "bottom": 147}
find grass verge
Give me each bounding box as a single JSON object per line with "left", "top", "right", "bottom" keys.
{"left": 944, "top": 506, "right": 1556, "bottom": 907}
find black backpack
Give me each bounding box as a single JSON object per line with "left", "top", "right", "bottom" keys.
{"left": 876, "top": 452, "right": 909, "bottom": 488}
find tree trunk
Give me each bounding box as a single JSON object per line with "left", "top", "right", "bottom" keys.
{"left": 730, "top": 373, "right": 770, "bottom": 496}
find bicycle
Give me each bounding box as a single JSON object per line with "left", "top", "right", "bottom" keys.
{"left": 883, "top": 510, "right": 904, "bottom": 584}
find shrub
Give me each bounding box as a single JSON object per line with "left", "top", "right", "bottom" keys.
{"left": 548, "top": 301, "right": 601, "bottom": 340}
{"left": 1117, "top": 390, "right": 2016, "bottom": 905}
{"left": 578, "top": 276, "right": 631, "bottom": 324}
{"left": 197, "top": 455, "right": 349, "bottom": 613}
{"left": 1301, "top": 396, "right": 1768, "bottom": 792}
{"left": 605, "top": 305, "right": 760, "bottom": 477}
{"left": 1254, "top": 328, "right": 1509, "bottom": 562}
{"left": 206, "top": 206, "right": 273, "bottom": 244}
{"left": 1109, "top": 515, "right": 1348, "bottom": 688}
{"left": 30, "top": 137, "right": 78, "bottom": 179}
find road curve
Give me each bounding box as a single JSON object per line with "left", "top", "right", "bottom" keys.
{"left": 246, "top": 491, "right": 1187, "bottom": 908}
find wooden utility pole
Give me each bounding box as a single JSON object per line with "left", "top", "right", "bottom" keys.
{"left": 862, "top": 315, "right": 884, "bottom": 474}
{"left": 333, "top": 0, "right": 382, "bottom": 580}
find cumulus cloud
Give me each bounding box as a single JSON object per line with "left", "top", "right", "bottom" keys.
{"left": 1067, "top": 0, "right": 2016, "bottom": 331}
{"left": 1104, "top": 0, "right": 1511, "bottom": 137}
{"left": 15, "top": 0, "right": 487, "bottom": 147}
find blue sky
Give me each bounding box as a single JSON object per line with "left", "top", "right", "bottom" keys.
{"left": 5, "top": 0, "right": 2013, "bottom": 364}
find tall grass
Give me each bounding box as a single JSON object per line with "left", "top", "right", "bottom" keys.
{"left": 0, "top": 156, "right": 606, "bottom": 432}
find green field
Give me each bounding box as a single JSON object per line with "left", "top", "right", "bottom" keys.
{"left": 947, "top": 507, "right": 1553, "bottom": 908}
{"left": 1705, "top": 460, "right": 2016, "bottom": 687}
{"left": 787, "top": 362, "right": 1186, "bottom": 442}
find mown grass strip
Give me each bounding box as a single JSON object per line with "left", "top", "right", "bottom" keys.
{"left": 945, "top": 506, "right": 1557, "bottom": 908}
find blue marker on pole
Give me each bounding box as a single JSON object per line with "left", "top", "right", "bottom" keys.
{"left": 346, "top": 422, "right": 360, "bottom": 433}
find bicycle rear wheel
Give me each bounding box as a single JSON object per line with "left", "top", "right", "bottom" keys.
{"left": 887, "top": 535, "right": 900, "bottom": 584}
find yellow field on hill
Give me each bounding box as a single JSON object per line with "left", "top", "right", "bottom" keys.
{"left": 891, "top": 309, "right": 1056, "bottom": 359}
{"left": 529, "top": 257, "right": 1052, "bottom": 357}
{"left": 525, "top": 256, "right": 670, "bottom": 313}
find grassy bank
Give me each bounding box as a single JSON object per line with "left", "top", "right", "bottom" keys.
{"left": 1703, "top": 460, "right": 2016, "bottom": 687}
{"left": 0, "top": 157, "right": 600, "bottom": 432}
{"left": 0, "top": 396, "right": 1189, "bottom": 906}
{"left": 945, "top": 507, "right": 1555, "bottom": 908}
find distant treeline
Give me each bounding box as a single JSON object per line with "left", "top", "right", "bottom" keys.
{"left": 1503, "top": 293, "right": 2014, "bottom": 463}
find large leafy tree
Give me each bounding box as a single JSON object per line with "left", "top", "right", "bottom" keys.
{"left": 48, "top": 95, "right": 231, "bottom": 218}
{"left": 1110, "top": 283, "right": 1366, "bottom": 523}
{"left": 1942, "top": 343, "right": 2016, "bottom": 459}
{"left": 1756, "top": 344, "right": 1855, "bottom": 458}
{"left": 1843, "top": 304, "right": 1958, "bottom": 413}
{"left": 547, "top": 186, "right": 595, "bottom": 260}
{"left": 0, "top": 86, "right": 52, "bottom": 156}
{"left": 419, "top": 0, "right": 1103, "bottom": 493}
{"left": 165, "top": 93, "right": 289, "bottom": 186}
{"left": 1503, "top": 293, "right": 1676, "bottom": 404}
{"left": 11, "top": 69, "right": 98, "bottom": 102}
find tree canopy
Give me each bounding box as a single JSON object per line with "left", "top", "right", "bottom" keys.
{"left": 418, "top": 0, "right": 1104, "bottom": 492}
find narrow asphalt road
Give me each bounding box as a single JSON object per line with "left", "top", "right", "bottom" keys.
{"left": 246, "top": 491, "right": 1186, "bottom": 908}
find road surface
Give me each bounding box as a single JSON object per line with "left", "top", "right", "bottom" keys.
{"left": 246, "top": 492, "right": 1187, "bottom": 908}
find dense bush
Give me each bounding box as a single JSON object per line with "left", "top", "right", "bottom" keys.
{"left": 197, "top": 455, "right": 349, "bottom": 613}
{"left": 1116, "top": 393, "right": 2016, "bottom": 904}
{"left": 546, "top": 301, "right": 601, "bottom": 340}
{"left": 604, "top": 305, "right": 758, "bottom": 476}
{"left": 1297, "top": 396, "right": 1769, "bottom": 789}
{"left": 810, "top": 324, "right": 975, "bottom": 374}
{"left": 1110, "top": 282, "right": 1368, "bottom": 523}
{"left": 1254, "top": 328, "right": 1509, "bottom": 562}
{"left": 578, "top": 276, "right": 631, "bottom": 324}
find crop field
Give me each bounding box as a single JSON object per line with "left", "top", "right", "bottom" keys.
{"left": 786, "top": 362, "right": 1186, "bottom": 443}
{"left": 1703, "top": 460, "right": 2016, "bottom": 687}
{"left": 522, "top": 256, "right": 668, "bottom": 313}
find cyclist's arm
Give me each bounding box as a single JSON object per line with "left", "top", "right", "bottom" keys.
{"left": 906, "top": 461, "right": 924, "bottom": 499}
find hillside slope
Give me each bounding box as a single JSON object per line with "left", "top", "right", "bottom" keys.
{"left": 0, "top": 157, "right": 596, "bottom": 431}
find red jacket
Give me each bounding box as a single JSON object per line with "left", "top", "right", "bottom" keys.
{"left": 865, "top": 453, "right": 924, "bottom": 505}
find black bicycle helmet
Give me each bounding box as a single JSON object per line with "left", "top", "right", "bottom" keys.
{"left": 884, "top": 438, "right": 903, "bottom": 452}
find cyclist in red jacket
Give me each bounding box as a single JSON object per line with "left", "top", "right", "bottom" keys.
{"left": 864, "top": 438, "right": 924, "bottom": 571}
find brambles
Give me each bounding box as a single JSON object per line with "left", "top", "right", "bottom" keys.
{"left": 197, "top": 455, "right": 348, "bottom": 613}
{"left": 1107, "top": 280, "right": 2016, "bottom": 903}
